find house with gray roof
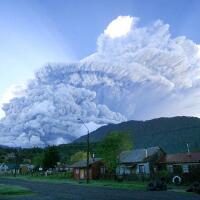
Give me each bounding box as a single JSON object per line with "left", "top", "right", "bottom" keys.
{"left": 117, "top": 146, "right": 165, "bottom": 177}
{"left": 0, "top": 163, "right": 20, "bottom": 175}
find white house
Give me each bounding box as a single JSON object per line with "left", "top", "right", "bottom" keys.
{"left": 116, "top": 146, "right": 165, "bottom": 176}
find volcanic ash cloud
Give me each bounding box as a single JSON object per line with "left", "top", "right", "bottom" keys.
{"left": 0, "top": 16, "right": 200, "bottom": 147}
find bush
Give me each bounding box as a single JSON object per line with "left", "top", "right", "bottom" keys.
{"left": 186, "top": 181, "right": 200, "bottom": 194}
{"left": 156, "top": 170, "right": 170, "bottom": 182}
{"left": 147, "top": 179, "right": 167, "bottom": 191}
{"left": 48, "top": 172, "right": 73, "bottom": 179}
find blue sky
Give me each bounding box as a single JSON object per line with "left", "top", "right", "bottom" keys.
{"left": 0, "top": 0, "right": 200, "bottom": 117}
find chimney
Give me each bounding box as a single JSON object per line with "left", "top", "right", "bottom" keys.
{"left": 187, "top": 143, "right": 191, "bottom": 156}
{"left": 145, "top": 149, "right": 148, "bottom": 158}
{"left": 92, "top": 153, "right": 95, "bottom": 161}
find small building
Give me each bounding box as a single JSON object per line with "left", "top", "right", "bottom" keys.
{"left": 0, "top": 163, "right": 20, "bottom": 174}
{"left": 20, "top": 164, "right": 34, "bottom": 174}
{"left": 71, "top": 158, "right": 105, "bottom": 180}
{"left": 160, "top": 152, "right": 200, "bottom": 175}
{"left": 55, "top": 163, "right": 72, "bottom": 172}
{"left": 117, "top": 146, "right": 165, "bottom": 178}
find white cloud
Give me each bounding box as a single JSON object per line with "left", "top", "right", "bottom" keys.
{"left": 1, "top": 16, "right": 200, "bottom": 147}
{"left": 1, "top": 84, "right": 26, "bottom": 104}
{"left": 0, "top": 84, "right": 26, "bottom": 119}
{"left": 197, "top": 44, "right": 200, "bottom": 58}
{"left": 104, "top": 16, "right": 135, "bottom": 38}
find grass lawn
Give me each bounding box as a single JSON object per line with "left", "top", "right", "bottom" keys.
{"left": 86, "top": 179, "right": 147, "bottom": 190}
{"left": 2, "top": 175, "right": 147, "bottom": 190}
{"left": 0, "top": 183, "right": 33, "bottom": 196}
{"left": 1, "top": 175, "right": 189, "bottom": 192}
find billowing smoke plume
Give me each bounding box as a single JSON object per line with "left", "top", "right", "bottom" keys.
{"left": 0, "top": 16, "right": 200, "bottom": 147}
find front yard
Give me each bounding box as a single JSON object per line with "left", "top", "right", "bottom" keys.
{"left": 0, "top": 177, "right": 199, "bottom": 200}
{"left": 0, "top": 174, "right": 188, "bottom": 192}
{"left": 0, "top": 183, "right": 33, "bottom": 196}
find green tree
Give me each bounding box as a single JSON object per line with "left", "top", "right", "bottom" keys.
{"left": 32, "top": 153, "right": 44, "bottom": 168}
{"left": 97, "top": 131, "right": 133, "bottom": 173}
{"left": 70, "top": 151, "right": 88, "bottom": 163}
{"left": 42, "top": 146, "right": 60, "bottom": 170}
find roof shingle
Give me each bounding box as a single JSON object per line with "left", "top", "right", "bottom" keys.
{"left": 119, "top": 146, "right": 160, "bottom": 164}
{"left": 160, "top": 152, "right": 200, "bottom": 164}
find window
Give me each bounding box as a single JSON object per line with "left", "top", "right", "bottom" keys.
{"left": 75, "top": 168, "right": 79, "bottom": 174}
{"left": 124, "top": 167, "right": 131, "bottom": 175}
{"left": 138, "top": 165, "right": 145, "bottom": 174}
{"left": 167, "top": 165, "right": 173, "bottom": 173}
{"left": 100, "top": 166, "right": 106, "bottom": 174}
{"left": 182, "top": 164, "right": 189, "bottom": 173}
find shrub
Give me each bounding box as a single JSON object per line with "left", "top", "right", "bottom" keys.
{"left": 156, "top": 170, "right": 170, "bottom": 182}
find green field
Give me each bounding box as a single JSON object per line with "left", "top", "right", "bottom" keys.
{"left": 1, "top": 175, "right": 189, "bottom": 193}
{"left": 0, "top": 183, "right": 33, "bottom": 196}
{"left": 2, "top": 175, "right": 147, "bottom": 190}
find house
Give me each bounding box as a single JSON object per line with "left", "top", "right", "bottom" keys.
{"left": 55, "top": 163, "right": 72, "bottom": 172}
{"left": 159, "top": 152, "right": 200, "bottom": 175}
{"left": 20, "top": 164, "right": 34, "bottom": 174}
{"left": 116, "top": 146, "right": 165, "bottom": 178}
{"left": 0, "top": 163, "right": 20, "bottom": 174}
{"left": 0, "top": 163, "right": 8, "bottom": 172}
{"left": 71, "top": 158, "right": 105, "bottom": 180}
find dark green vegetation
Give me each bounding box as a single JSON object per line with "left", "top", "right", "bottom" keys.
{"left": 42, "top": 146, "right": 60, "bottom": 170}
{"left": 75, "top": 116, "right": 200, "bottom": 153}
{"left": 1, "top": 176, "right": 147, "bottom": 190}
{"left": 97, "top": 131, "right": 133, "bottom": 173}
{"left": 0, "top": 183, "right": 32, "bottom": 196}
{"left": 0, "top": 143, "right": 98, "bottom": 166}
{"left": 70, "top": 151, "right": 88, "bottom": 163}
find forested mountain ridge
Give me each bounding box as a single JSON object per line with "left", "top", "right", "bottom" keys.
{"left": 74, "top": 116, "right": 200, "bottom": 153}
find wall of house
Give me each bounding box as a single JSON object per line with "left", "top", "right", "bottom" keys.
{"left": 162, "top": 163, "right": 200, "bottom": 182}
{"left": 116, "top": 166, "right": 132, "bottom": 175}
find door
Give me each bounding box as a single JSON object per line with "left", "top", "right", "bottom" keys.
{"left": 80, "top": 169, "right": 85, "bottom": 179}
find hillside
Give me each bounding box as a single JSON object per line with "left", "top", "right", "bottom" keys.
{"left": 74, "top": 116, "right": 200, "bottom": 153}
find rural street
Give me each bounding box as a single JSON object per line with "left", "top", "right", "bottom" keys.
{"left": 0, "top": 178, "right": 199, "bottom": 200}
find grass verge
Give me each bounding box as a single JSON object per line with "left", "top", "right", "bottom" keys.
{"left": 1, "top": 175, "right": 147, "bottom": 190}
{"left": 0, "top": 183, "right": 33, "bottom": 196}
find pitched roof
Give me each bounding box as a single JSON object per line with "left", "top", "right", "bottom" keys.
{"left": 71, "top": 158, "right": 102, "bottom": 168}
{"left": 160, "top": 152, "right": 200, "bottom": 164}
{"left": 119, "top": 146, "right": 161, "bottom": 164}
{"left": 0, "top": 163, "right": 20, "bottom": 169}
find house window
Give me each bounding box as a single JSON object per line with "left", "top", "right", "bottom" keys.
{"left": 182, "top": 164, "right": 189, "bottom": 173}
{"left": 100, "top": 166, "right": 106, "bottom": 174}
{"left": 167, "top": 165, "right": 173, "bottom": 173}
{"left": 138, "top": 165, "right": 145, "bottom": 174}
{"left": 75, "top": 169, "right": 79, "bottom": 174}
{"left": 124, "top": 167, "right": 131, "bottom": 175}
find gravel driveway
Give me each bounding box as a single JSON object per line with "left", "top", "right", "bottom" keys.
{"left": 0, "top": 178, "right": 199, "bottom": 200}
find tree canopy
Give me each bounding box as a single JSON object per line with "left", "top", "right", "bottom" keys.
{"left": 70, "top": 151, "right": 89, "bottom": 164}
{"left": 97, "top": 131, "right": 133, "bottom": 173}
{"left": 42, "top": 146, "right": 60, "bottom": 170}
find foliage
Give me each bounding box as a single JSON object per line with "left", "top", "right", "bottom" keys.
{"left": 42, "top": 146, "right": 60, "bottom": 170}
{"left": 0, "top": 184, "right": 32, "bottom": 196}
{"left": 32, "top": 153, "right": 44, "bottom": 168}
{"left": 58, "top": 143, "right": 98, "bottom": 164}
{"left": 70, "top": 151, "right": 88, "bottom": 164}
{"left": 156, "top": 170, "right": 170, "bottom": 181}
{"left": 97, "top": 131, "right": 133, "bottom": 173}
{"left": 75, "top": 116, "right": 200, "bottom": 153}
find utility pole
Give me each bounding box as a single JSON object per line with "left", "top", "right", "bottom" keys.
{"left": 78, "top": 118, "right": 90, "bottom": 184}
